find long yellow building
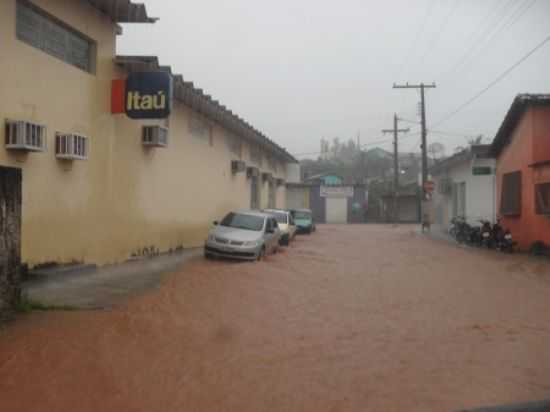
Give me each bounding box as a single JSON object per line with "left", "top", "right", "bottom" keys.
{"left": 0, "top": 0, "right": 296, "bottom": 267}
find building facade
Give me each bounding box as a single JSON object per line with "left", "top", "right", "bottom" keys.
{"left": 0, "top": 0, "right": 296, "bottom": 267}
{"left": 286, "top": 183, "right": 366, "bottom": 224}
{"left": 490, "top": 94, "right": 550, "bottom": 251}
{"left": 430, "top": 145, "right": 496, "bottom": 230}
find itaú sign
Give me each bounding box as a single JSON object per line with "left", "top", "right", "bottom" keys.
{"left": 111, "top": 72, "right": 173, "bottom": 119}
{"left": 320, "top": 186, "right": 354, "bottom": 198}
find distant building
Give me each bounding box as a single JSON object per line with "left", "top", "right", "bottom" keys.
{"left": 489, "top": 94, "right": 550, "bottom": 251}
{"left": 380, "top": 182, "right": 420, "bottom": 223}
{"left": 430, "top": 145, "right": 496, "bottom": 230}
{"left": 303, "top": 173, "right": 344, "bottom": 186}
{"left": 286, "top": 182, "right": 367, "bottom": 224}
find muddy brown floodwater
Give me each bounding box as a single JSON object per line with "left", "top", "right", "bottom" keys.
{"left": 1, "top": 225, "right": 550, "bottom": 412}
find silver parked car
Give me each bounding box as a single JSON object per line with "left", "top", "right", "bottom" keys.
{"left": 262, "top": 209, "right": 297, "bottom": 246}
{"left": 204, "top": 210, "right": 281, "bottom": 261}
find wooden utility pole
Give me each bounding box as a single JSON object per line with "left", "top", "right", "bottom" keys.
{"left": 382, "top": 114, "right": 409, "bottom": 223}
{"left": 392, "top": 83, "right": 436, "bottom": 224}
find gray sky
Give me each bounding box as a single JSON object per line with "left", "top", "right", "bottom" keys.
{"left": 118, "top": 0, "right": 550, "bottom": 158}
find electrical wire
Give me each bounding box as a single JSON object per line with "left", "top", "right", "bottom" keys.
{"left": 396, "top": 0, "right": 437, "bottom": 81}
{"left": 415, "top": 0, "right": 460, "bottom": 70}
{"left": 440, "top": 0, "right": 538, "bottom": 81}
{"left": 293, "top": 132, "right": 421, "bottom": 158}
{"left": 435, "top": 0, "right": 517, "bottom": 81}
{"left": 433, "top": 33, "right": 550, "bottom": 128}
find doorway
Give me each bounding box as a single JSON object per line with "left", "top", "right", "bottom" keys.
{"left": 0, "top": 166, "right": 22, "bottom": 319}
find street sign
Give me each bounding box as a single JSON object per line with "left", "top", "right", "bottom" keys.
{"left": 111, "top": 72, "right": 173, "bottom": 119}
{"left": 320, "top": 186, "right": 354, "bottom": 198}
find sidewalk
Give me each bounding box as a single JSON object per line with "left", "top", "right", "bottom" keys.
{"left": 22, "top": 248, "right": 202, "bottom": 309}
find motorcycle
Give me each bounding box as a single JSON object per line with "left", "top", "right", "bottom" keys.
{"left": 499, "top": 229, "right": 516, "bottom": 253}
{"left": 479, "top": 220, "right": 493, "bottom": 249}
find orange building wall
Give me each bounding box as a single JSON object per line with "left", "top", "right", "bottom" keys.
{"left": 496, "top": 106, "right": 550, "bottom": 250}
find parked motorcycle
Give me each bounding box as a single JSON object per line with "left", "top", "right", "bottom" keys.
{"left": 499, "top": 229, "right": 516, "bottom": 253}
{"left": 479, "top": 220, "right": 493, "bottom": 249}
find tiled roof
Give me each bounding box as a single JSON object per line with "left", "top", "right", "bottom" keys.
{"left": 489, "top": 94, "right": 550, "bottom": 157}
{"left": 115, "top": 56, "right": 297, "bottom": 163}
{"left": 86, "top": 0, "right": 157, "bottom": 23}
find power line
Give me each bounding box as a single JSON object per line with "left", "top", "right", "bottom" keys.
{"left": 396, "top": 0, "right": 437, "bottom": 81}
{"left": 415, "top": 0, "right": 460, "bottom": 70}
{"left": 433, "top": 34, "right": 550, "bottom": 128}
{"left": 436, "top": 0, "right": 516, "bottom": 81}
{"left": 292, "top": 132, "right": 421, "bottom": 158}
{"left": 440, "top": 0, "right": 538, "bottom": 81}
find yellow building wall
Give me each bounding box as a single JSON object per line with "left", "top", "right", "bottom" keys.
{"left": 0, "top": 0, "right": 290, "bottom": 266}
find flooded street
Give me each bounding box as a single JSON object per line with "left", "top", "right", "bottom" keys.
{"left": 1, "top": 225, "right": 550, "bottom": 411}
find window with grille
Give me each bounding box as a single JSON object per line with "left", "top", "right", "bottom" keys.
{"left": 5, "top": 120, "right": 47, "bottom": 152}
{"left": 55, "top": 133, "right": 88, "bottom": 160}
{"left": 16, "top": 0, "right": 95, "bottom": 73}
{"left": 500, "top": 171, "right": 522, "bottom": 216}
{"left": 535, "top": 183, "right": 550, "bottom": 215}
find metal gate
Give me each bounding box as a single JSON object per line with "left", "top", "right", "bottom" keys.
{"left": 0, "top": 166, "right": 22, "bottom": 321}
{"left": 325, "top": 197, "right": 348, "bottom": 223}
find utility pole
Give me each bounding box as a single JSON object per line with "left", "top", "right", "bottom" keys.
{"left": 392, "top": 82, "right": 436, "bottom": 224}
{"left": 382, "top": 114, "right": 409, "bottom": 223}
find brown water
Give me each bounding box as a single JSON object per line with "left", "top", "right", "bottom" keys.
{"left": 1, "top": 225, "right": 550, "bottom": 411}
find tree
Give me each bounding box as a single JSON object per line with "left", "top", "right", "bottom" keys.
{"left": 427, "top": 142, "right": 446, "bottom": 160}
{"left": 468, "top": 135, "right": 484, "bottom": 145}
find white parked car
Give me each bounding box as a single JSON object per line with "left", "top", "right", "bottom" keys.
{"left": 262, "top": 209, "right": 297, "bottom": 246}
{"left": 205, "top": 210, "right": 281, "bottom": 261}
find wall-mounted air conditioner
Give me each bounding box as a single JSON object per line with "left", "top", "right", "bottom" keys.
{"left": 231, "top": 160, "right": 246, "bottom": 174}
{"left": 276, "top": 178, "right": 285, "bottom": 186}
{"left": 262, "top": 172, "right": 273, "bottom": 182}
{"left": 55, "top": 133, "right": 88, "bottom": 160}
{"left": 247, "top": 166, "right": 259, "bottom": 178}
{"left": 142, "top": 126, "right": 168, "bottom": 147}
{"left": 5, "top": 120, "right": 47, "bottom": 152}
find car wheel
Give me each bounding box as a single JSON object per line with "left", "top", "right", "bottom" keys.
{"left": 257, "top": 246, "right": 266, "bottom": 261}
{"left": 204, "top": 251, "right": 212, "bottom": 259}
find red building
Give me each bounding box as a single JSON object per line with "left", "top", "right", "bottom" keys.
{"left": 490, "top": 94, "right": 550, "bottom": 251}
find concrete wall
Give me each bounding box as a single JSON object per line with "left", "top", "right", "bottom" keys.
{"left": 432, "top": 157, "right": 496, "bottom": 230}
{"left": 0, "top": 0, "right": 289, "bottom": 266}
{"left": 497, "top": 106, "right": 550, "bottom": 250}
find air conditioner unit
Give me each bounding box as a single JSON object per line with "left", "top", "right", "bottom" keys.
{"left": 231, "top": 160, "right": 246, "bottom": 174}
{"left": 142, "top": 126, "right": 168, "bottom": 147}
{"left": 276, "top": 178, "right": 286, "bottom": 186}
{"left": 5, "top": 120, "right": 47, "bottom": 152}
{"left": 246, "top": 166, "right": 259, "bottom": 178}
{"left": 55, "top": 133, "right": 88, "bottom": 160}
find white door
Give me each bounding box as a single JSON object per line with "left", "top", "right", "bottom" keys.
{"left": 326, "top": 197, "right": 348, "bottom": 223}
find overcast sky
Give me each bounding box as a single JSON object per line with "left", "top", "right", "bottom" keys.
{"left": 118, "top": 0, "right": 550, "bottom": 159}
